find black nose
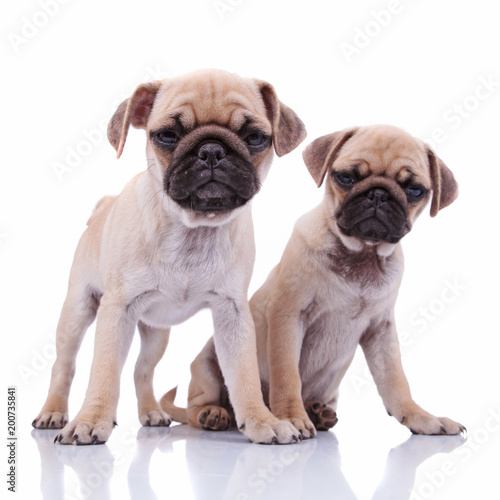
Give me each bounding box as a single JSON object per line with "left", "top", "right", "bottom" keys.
{"left": 366, "top": 187, "right": 389, "bottom": 206}
{"left": 197, "top": 142, "right": 226, "bottom": 166}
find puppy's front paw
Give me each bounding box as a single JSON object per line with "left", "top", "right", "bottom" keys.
{"left": 54, "top": 418, "right": 117, "bottom": 445}
{"left": 285, "top": 416, "right": 316, "bottom": 439}
{"left": 32, "top": 411, "right": 68, "bottom": 429}
{"left": 402, "top": 412, "right": 466, "bottom": 435}
{"left": 239, "top": 415, "right": 301, "bottom": 445}
{"left": 273, "top": 408, "right": 316, "bottom": 439}
{"left": 139, "top": 409, "right": 172, "bottom": 427}
{"left": 305, "top": 401, "right": 338, "bottom": 431}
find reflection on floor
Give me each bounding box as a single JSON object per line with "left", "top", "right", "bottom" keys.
{"left": 32, "top": 424, "right": 466, "bottom": 500}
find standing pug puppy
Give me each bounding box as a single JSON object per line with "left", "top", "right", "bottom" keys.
{"left": 168, "top": 124, "right": 464, "bottom": 439}
{"left": 32, "top": 69, "right": 306, "bottom": 445}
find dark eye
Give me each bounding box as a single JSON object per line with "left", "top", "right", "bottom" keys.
{"left": 245, "top": 132, "right": 266, "bottom": 147}
{"left": 156, "top": 130, "right": 179, "bottom": 145}
{"left": 404, "top": 185, "right": 427, "bottom": 201}
{"left": 334, "top": 171, "right": 357, "bottom": 187}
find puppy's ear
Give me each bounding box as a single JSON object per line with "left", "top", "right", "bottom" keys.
{"left": 426, "top": 147, "right": 459, "bottom": 217}
{"left": 107, "top": 81, "right": 162, "bottom": 158}
{"left": 303, "top": 128, "right": 359, "bottom": 187}
{"left": 257, "top": 82, "right": 307, "bottom": 157}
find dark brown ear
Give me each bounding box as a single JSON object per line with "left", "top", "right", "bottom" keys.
{"left": 257, "top": 82, "right": 306, "bottom": 157}
{"left": 107, "top": 81, "right": 162, "bottom": 158}
{"left": 302, "top": 127, "right": 359, "bottom": 187}
{"left": 426, "top": 147, "right": 459, "bottom": 217}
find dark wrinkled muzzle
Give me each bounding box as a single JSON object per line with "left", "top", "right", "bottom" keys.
{"left": 165, "top": 125, "right": 260, "bottom": 213}
{"left": 336, "top": 177, "right": 412, "bottom": 244}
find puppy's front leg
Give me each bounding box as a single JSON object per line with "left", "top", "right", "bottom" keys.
{"left": 55, "top": 294, "right": 136, "bottom": 445}
{"left": 267, "top": 310, "right": 317, "bottom": 439}
{"left": 360, "top": 316, "right": 465, "bottom": 435}
{"left": 135, "top": 322, "right": 172, "bottom": 427}
{"left": 212, "top": 296, "right": 301, "bottom": 444}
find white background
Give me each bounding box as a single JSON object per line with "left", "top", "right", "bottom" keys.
{"left": 2, "top": 1, "right": 500, "bottom": 499}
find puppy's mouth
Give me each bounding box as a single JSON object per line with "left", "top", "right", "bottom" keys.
{"left": 179, "top": 180, "right": 249, "bottom": 213}
{"left": 337, "top": 187, "right": 411, "bottom": 244}
{"left": 164, "top": 127, "right": 260, "bottom": 214}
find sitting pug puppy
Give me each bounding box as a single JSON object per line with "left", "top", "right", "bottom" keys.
{"left": 162, "top": 124, "right": 465, "bottom": 439}
{"left": 32, "top": 69, "right": 306, "bottom": 445}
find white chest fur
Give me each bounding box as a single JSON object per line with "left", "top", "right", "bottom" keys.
{"left": 127, "top": 221, "right": 243, "bottom": 329}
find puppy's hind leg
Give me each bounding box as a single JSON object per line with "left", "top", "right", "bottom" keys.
{"left": 185, "top": 338, "right": 232, "bottom": 431}
{"left": 135, "top": 322, "right": 172, "bottom": 427}
{"left": 33, "top": 282, "right": 100, "bottom": 430}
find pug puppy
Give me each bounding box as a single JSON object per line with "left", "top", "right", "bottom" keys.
{"left": 32, "top": 69, "right": 306, "bottom": 445}
{"left": 164, "top": 124, "right": 465, "bottom": 439}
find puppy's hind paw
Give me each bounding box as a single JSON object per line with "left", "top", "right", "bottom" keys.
{"left": 305, "top": 401, "right": 338, "bottom": 431}
{"left": 197, "top": 406, "right": 231, "bottom": 431}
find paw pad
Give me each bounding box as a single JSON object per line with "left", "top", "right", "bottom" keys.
{"left": 306, "top": 401, "right": 338, "bottom": 431}
{"left": 197, "top": 406, "right": 231, "bottom": 431}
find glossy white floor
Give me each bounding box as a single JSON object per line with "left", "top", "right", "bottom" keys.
{"left": 28, "top": 423, "right": 470, "bottom": 500}
{"left": 21, "top": 376, "right": 498, "bottom": 500}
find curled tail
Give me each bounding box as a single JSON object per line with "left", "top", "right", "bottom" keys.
{"left": 160, "top": 387, "right": 188, "bottom": 424}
